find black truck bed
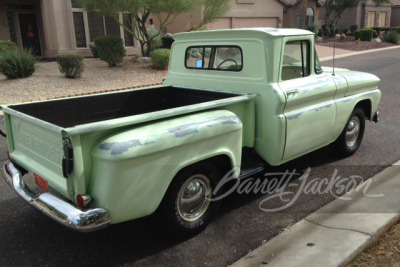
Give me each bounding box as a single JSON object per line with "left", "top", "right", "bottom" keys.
{"left": 8, "top": 86, "right": 239, "bottom": 128}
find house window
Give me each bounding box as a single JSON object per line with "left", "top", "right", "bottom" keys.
{"left": 377, "top": 12, "right": 386, "bottom": 27}
{"left": 281, "top": 41, "right": 310, "bottom": 81}
{"left": 71, "top": 1, "right": 134, "bottom": 48}
{"left": 366, "top": 12, "right": 376, "bottom": 28}
{"left": 296, "top": 16, "right": 301, "bottom": 28}
{"left": 306, "top": 8, "right": 314, "bottom": 27}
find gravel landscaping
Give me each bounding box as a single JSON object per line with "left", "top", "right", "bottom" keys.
{"left": 0, "top": 56, "right": 166, "bottom": 106}
{"left": 317, "top": 36, "right": 399, "bottom": 51}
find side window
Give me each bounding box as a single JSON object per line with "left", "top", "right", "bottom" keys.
{"left": 281, "top": 41, "right": 310, "bottom": 81}
{"left": 185, "top": 46, "right": 242, "bottom": 71}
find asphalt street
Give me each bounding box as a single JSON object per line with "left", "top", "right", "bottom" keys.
{"left": 0, "top": 47, "right": 399, "bottom": 266}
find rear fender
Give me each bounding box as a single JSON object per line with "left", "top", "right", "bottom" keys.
{"left": 90, "top": 110, "right": 243, "bottom": 223}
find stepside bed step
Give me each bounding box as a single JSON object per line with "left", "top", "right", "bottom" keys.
{"left": 238, "top": 159, "right": 265, "bottom": 180}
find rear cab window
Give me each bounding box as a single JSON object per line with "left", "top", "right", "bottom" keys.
{"left": 185, "top": 46, "right": 243, "bottom": 71}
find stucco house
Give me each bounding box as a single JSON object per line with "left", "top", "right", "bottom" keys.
{"left": 0, "top": 0, "right": 326, "bottom": 58}
{"left": 318, "top": 0, "right": 400, "bottom": 31}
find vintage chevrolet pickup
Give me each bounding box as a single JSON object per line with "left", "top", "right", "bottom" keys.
{"left": 1, "top": 28, "right": 380, "bottom": 235}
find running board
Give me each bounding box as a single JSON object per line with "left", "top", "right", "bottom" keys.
{"left": 238, "top": 159, "right": 265, "bottom": 180}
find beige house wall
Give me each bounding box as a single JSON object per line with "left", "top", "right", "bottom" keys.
{"left": 283, "top": 0, "right": 321, "bottom": 28}
{"left": 152, "top": 0, "right": 284, "bottom": 34}
{"left": 0, "top": 0, "right": 140, "bottom": 58}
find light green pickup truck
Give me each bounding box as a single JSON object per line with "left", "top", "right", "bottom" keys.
{"left": 1, "top": 28, "right": 380, "bottom": 235}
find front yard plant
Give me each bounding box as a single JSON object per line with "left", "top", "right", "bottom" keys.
{"left": 56, "top": 55, "right": 85, "bottom": 78}
{"left": 383, "top": 30, "right": 399, "bottom": 44}
{"left": 360, "top": 28, "right": 373, "bottom": 42}
{"left": 151, "top": 48, "right": 170, "bottom": 70}
{"left": 0, "top": 48, "right": 36, "bottom": 79}
{"left": 0, "top": 40, "right": 17, "bottom": 54}
{"left": 94, "top": 35, "right": 125, "bottom": 67}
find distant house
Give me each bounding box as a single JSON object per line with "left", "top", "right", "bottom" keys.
{"left": 153, "top": 0, "right": 325, "bottom": 34}
{"left": 318, "top": 0, "right": 399, "bottom": 32}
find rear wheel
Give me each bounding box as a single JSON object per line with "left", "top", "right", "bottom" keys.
{"left": 161, "top": 163, "right": 220, "bottom": 236}
{"left": 334, "top": 107, "right": 365, "bottom": 156}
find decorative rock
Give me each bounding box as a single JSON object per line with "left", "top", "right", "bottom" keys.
{"left": 373, "top": 37, "right": 382, "bottom": 43}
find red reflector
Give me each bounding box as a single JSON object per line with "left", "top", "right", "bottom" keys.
{"left": 34, "top": 173, "right": 49, "bottom": 192}
{"left": 77, "top": 194, "right": 84, "bottom": 210}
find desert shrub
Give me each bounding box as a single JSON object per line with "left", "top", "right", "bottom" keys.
{"left": 161, "top": 33, "right": 174, "bottom": 49}
{"left": 147, "top": 28, "right": 162, "bottom": 51}
{"left": 350, "top": 25, "right": 358, "bottom": 33}
{"left": 360, "top": 28, "right": 373, "bottom": 41}
{"left": 94, "top": 35, "right": 125, "bottom": 67}
{"left": 150, "top": 48, "right": 170, "bottom": 70}
{"left": 0, "top": 49, "right": 36, "bottom": 79}
{"left": 0, "top": 40, "right": 17, "bottom": 54}
{"left": 383, "top": 30, "right": 399, "bottom": 44}
{"left": 56, "top": 55, "right": 84, "bottom": 78}
{"left": 306, "top": 24, "right": 318, "bottom": 35}
{"left": 339, "top": 34, "right": 346, "bottom": 41}
{"left": 356, "top": 38, "right": 361, "bottom": 44}
{"left": 346, "top": 31, "right": 353, "bottom": 36}
{"left": 354, "top": 30, "right": 361, "bottom": 40}
{"left": 89, "top": 42, "right": 99, "bottom": 58}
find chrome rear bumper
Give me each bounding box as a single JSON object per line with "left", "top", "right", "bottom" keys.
{"left": 1, "top": 160, "right": 110, "bottom": 232}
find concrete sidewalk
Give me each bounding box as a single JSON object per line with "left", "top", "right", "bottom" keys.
{"left": 231, "top": 162, "right": 400, "bottom": 267}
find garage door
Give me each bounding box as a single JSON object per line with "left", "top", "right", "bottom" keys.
{"left": 234, "top": 17, "right": 278, "bottom": 28}
{"left": 208, "top": 17, "right": 279, "bottom": 30}
{"left": 207, "top": 18, "right": 232, "bottom": 30}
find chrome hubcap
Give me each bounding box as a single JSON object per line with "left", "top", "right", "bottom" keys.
{"left": 346, "top": 116, "right": 360, "bottom": 148}
{"left": 177, "top": 174, "right": 212, "bottom": 221}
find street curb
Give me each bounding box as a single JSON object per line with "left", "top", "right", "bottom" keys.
{"left": 230, "top": 162, "right": 400, "bottom": 267}
{"left": 320, "top": 45, "right": 400, "bottom": 62}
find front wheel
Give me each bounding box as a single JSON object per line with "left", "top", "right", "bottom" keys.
{"left": 161, "top": 163, "right": 220, "bottom": 236}
{"left": 334, "top": 107, "right": 365, "bottom": 156}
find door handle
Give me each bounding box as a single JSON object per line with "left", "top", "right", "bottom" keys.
{"left": 286, "top": 89, "right": 299, "bottom": 96}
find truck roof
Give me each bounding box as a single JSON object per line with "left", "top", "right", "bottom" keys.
{"left": 173, "top": 28, "right": 314, "bottom": 41}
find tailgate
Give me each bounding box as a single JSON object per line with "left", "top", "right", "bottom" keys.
{"left": 7, "top": 115, "right": 69, "bottom": 197}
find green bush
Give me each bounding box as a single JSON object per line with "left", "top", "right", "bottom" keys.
{"left": 395, "top": 27, "right": 400, "bottom": 34}
{"left": 360, "top": 28, "right": 373, "bottom": 41}
{"left": 147, "top": 28, "right": 162, "bottom": 51}
{"left": 350, "top": 25, "right": 358, "bottom": 33}
{"left": 306, "top": 24, "right": 318, "bottom": 36}
{"left": 150, "top": 48, "right": 170, "bottom": 70}
{"left": 94, "top": 35, "right": 125, "bottom": 67}
{"left": 56, "top": 55, "right": 84, "bottom": 78}
{"left": 0, "top": 49, "right": 36, "bottom": 79}
{"left": 0, "top": 40, "right": 17, "bottom": 54}
{"left": 354, "top": 30, "right": 361, "bottom": 40}
{"left": 161, "top": 33, "right": 174, "bottom": 49}
{"left": 89, "top": 42, "right": 99, "bottom": 58}
{"left": 383, "top": 30, "right": 399, "bottom": 44}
